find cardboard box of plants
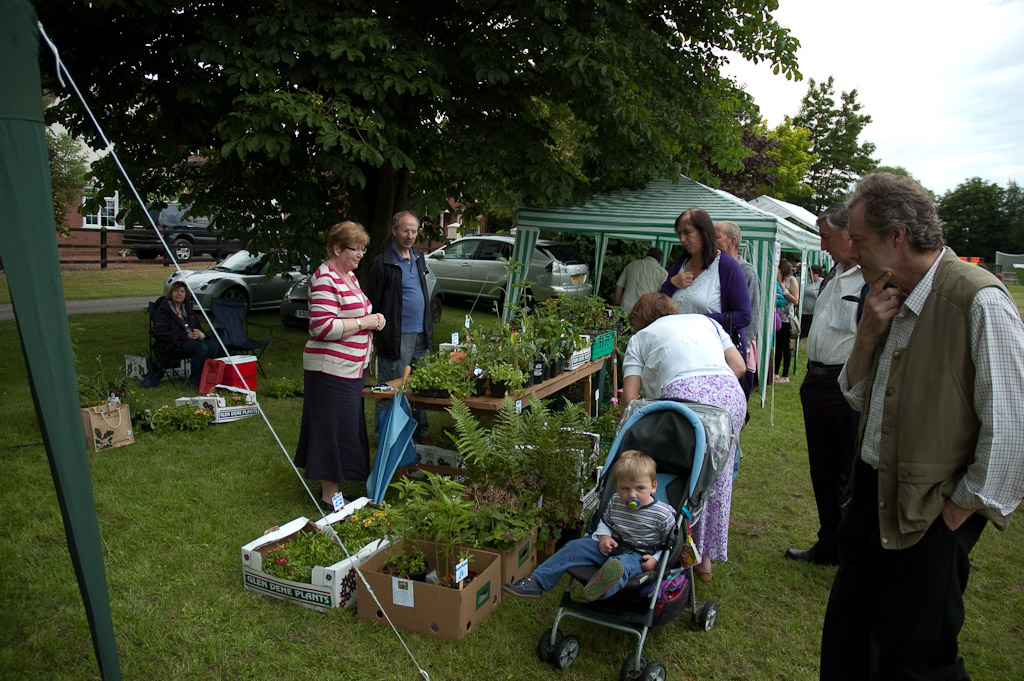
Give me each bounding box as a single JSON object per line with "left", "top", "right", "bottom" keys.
{"left": 356, "top": 538, "right": 501, "bottom": 641}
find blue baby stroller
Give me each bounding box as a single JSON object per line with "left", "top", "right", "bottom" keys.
{"left": 535, "top": 399, "right": 734, "bottom": 681}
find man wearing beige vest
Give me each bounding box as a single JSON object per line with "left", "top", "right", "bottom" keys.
{"left": 820, "top": 173, "right": 1024, "bottom": 680}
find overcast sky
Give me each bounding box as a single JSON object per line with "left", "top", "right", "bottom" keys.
{"left": 721, "top": 0, "right": 1024, "bottom": 197}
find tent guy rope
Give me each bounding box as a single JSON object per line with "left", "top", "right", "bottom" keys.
{"left": 36, "top": 21, "right": 431, "bottom": 680}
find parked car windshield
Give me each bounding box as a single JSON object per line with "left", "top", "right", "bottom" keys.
{"left": 213, "top": 250, "right": 267, "bottom": 274}
{"left": 539, "top": 243, "right": 585, "bottom": 265}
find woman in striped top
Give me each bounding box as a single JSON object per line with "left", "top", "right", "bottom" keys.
{"left": 294, "top": 221, "right": 387, "bottom": 510}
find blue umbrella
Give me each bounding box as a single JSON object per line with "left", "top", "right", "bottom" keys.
{"left": 366, "top": 392, "right": 419, "bottom": 503}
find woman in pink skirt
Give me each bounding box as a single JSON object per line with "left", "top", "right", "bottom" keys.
{"left": 621, "top": 292, "right": 747, "bottom": 581}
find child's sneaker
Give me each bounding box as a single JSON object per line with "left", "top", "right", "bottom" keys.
{"left": 503, "top": 577, "right": 543, "bottom": 599}
{"left": 582, "top": 559, "right": 625, "bottom": 601}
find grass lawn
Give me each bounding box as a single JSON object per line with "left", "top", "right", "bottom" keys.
{"left": 1, "top": 284, "right": 1022, "bottom": 680}
{"left": 0, "top": 265, "right": 199, "bottom": 304}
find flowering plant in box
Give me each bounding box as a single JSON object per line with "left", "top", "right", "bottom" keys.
{"left": 206, "top": 387, "right": 251, "bottom": 405}
{"left": 332, "top": 504, "right": 392, "bottom": 552}
{"left": 147, "top": 404, "right": 212, "bottom": 434}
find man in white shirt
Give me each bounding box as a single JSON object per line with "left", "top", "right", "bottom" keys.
{"left": 786, "top": 204, "right": 864, "bottom": 567}
{"left": 614, "top": 247, "right": 668, "bottom": 316}
{"left": 820, "top": 172, "right": 1024, "bottom": 679}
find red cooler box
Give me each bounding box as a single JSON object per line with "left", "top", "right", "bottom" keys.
{"left": 199, "top": 355, "right": 258, "bottom": 394}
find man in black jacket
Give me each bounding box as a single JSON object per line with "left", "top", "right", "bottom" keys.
{"left": 364, "top": 211, "right": 434, "bottom": 442}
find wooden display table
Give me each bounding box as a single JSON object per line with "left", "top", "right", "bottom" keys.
{"left": 362, "top": 358, "right": 608, "bottom": 417}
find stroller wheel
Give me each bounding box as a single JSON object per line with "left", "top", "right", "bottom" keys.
{"left": 552, "top": 635, "right": 581, "bottom": 669}
{"left": 697, "top": 600, "right": 718, "bottom": 631}
{"left": 536, "top": 627, "right": 563, "bottom": 664}
{"left": 619, "top": 654, "right": 648, "bottom": 681}
{"left": 639, "top": 660, "right": 667, "bottom": 681}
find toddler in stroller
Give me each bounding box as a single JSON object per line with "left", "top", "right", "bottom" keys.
{"left": 510, "top": 399, "right": 726, "bottom": 679}
{"left": 504, "top": 449, "right": 675, "bottom": 601}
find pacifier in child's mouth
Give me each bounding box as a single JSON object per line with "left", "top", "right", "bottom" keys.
{"left": 626, "top": 499, "right": 639, "bottom": 510}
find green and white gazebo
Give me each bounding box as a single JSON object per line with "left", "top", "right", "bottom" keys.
{"left": 513, "top": 175, "right": 827, "bottom": 404}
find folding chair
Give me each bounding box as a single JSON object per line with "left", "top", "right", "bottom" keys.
{"left": 211, "top": 297, "right": 272, "bottom": 376}
{"left": 145, "top": 298, "right": 189, "bottom": 387}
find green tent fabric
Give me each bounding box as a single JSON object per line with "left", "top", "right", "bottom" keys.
{"left": 0, "top": 2, "right": 122, "bottom": 678}
{"left": 515, "top": 175, "right": 827, "bottom": 404}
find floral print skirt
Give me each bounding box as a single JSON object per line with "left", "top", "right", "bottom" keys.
{"left": 661, "top": 373, "right": 746, "bottom": 562}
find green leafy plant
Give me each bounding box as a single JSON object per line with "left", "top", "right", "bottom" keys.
{"left": 262, "top": 529, "right": 346, "bottom": 583}
{"left": 390, "top": 473, "right": 477, "bottom": 586}
{"left": 485, "top": 362, "right": 526, "bottom": 392}
{"left": 447, "top": 396, "right": 598, "bottom": 545}
{"left": 466, "top": 481, "right": 542, "bottom": 552}
{"left": 405, "top": 351, "right": 474, "bottom": 398}
{"left": 380, "top": 544, "right": 428, "bottom": 579}
{"left": 76, "top": 355, "right": 129, "bottom": 407}
{"left": 262, "top": 377, "right": 304, "bottom": 398}
{"left": 147, "top": 404, "right": 213, "bottom": 434}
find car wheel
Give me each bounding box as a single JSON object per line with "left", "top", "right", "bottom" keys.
{"left": 222, "top": 287, "right": 249, "bottom": 308}
{"left": 171, "top": 238, "right": 193, "bottom": 263}
{"left": 430, "top": 296, "right": 443, "bottom": 324}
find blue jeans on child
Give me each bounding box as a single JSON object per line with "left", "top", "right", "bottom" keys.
{"left": 532, "top": 536, "right": 643, "bottom": 599}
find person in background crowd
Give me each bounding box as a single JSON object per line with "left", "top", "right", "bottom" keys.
{"left": 820, "top": 173, "right": 1024, "bottom": 680}
{"left": 800, "top": 264, "right": 823, "bottom": 338}
{"left": 294, "top": 221, "right": 384, "bottom": 510}
{"left": 153, "top": 280, "right": 222, "bottom": 389}
{"left": 773, "top": 259, "right": 799, "bottom": 383}
{"left": 621, "top": 292, "right": 746, "bottom": 581}
{"left": 365, "top": 210, "right": 435, "bottom": 444}
{"left": 615, "top": 246, "right": 668, "bottom": 317}
{"left": 787, "top": 204, "right": 863, "bottom": 567}
{"left": 714, "top": 220, "right": 761, "bottom": 397}
{"left": 660, "top": 209, "right": 751, "bottom": 363}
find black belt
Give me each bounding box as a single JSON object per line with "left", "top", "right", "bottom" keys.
{"left": 806, "top": 361, "right": 844, "bottom": 376}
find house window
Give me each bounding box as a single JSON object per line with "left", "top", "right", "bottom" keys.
{"left": 83, "top": 193, "right": 123, "bottom": 229}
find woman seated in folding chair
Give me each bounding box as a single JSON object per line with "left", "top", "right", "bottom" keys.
{"left": 153, "top": 281, "right": 222, "bottom": 389}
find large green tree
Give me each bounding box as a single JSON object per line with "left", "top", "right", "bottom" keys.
{"left": 36, "top": 0, "right": 799, "bottom": 262}
{"left": 938, "top": 177, "right": 1008, "bottom": 261}
{"left": 792, "top": 76, "right": 876, "bottom": 213}
{"left": 1004, "top": 180, "right": 1024, "bottom": 254}
{"left": 46, "top": 127, "right": 91, "bottom": 237}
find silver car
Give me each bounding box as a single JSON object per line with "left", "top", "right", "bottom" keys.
{"left": 165, "top": 250, "right": 308, "bottom": 312}
{"left": 280, "top": 266, "right": 444, "bottom": 327}
{"left": 427, "top": 235, "right": 592, "bottom": 303}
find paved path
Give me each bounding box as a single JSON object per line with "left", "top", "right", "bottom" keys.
{"left": 0, "top": 296, "right": 153, "bottom": 322}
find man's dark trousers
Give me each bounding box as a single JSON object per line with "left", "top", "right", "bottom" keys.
{"left": 820, "top": 461, "right": 985, "bottom": 680}
{"left": 798, "top": 363, "right": 858, "bottom": 560}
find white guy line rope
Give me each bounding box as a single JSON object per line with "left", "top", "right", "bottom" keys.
{"left": 37, "top": 21, "right": 430, "bottom": 680}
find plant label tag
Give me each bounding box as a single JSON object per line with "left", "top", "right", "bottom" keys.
{"left": 451, "top": 332, "right": 459, "bottom": 345}
{"left": 331, "top": 492, "right": 345, "bottom": 512}
{"left": 464, "top": 315, "right": 471, "bottom": 329}
{"left": 455, "top": 558, "right": 469, "bottom": 583}
{"left": 391, "top": 576, "right": 415, "bottom": 607}
{"left": 515, "top": 400, "right": 522, "bottom": 414}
